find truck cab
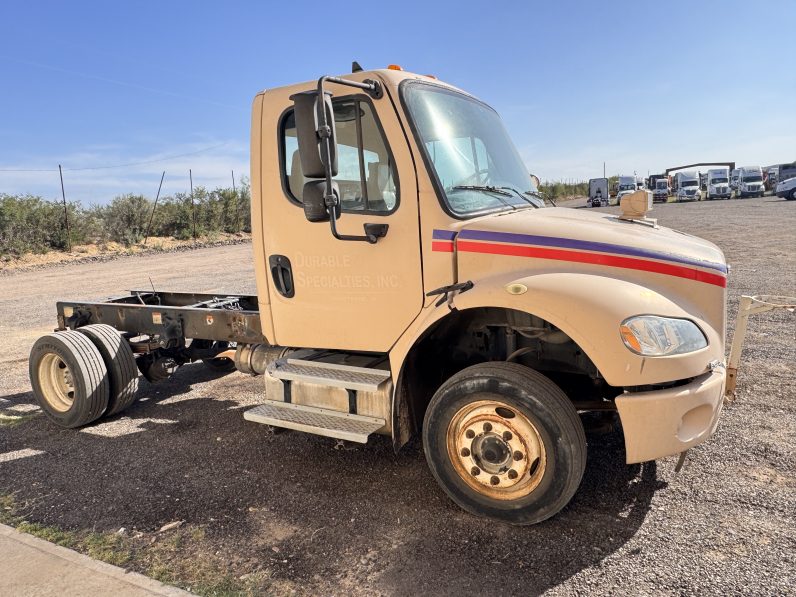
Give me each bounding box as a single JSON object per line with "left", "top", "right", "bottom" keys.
{"left": 736, "top": 167, "right": 765, "bottom": 198}
{"left": 29, "top": 66, "right": 731, "bottom": 525}
{"left": 615, "top": 176, "right": 637, "bottom": 204}
{"left": 652, "top": 178, "right": 670, "bottom": 203}
{"left": 675, "top": 172, "right": 701, "bottom": 201}
{"left": 588, "top": 177, "right": 609, "bottom": 207}
{"left": 705, "top": 168, "right": 731, "bottom": 200}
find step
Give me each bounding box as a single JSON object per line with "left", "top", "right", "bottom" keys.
{"left": 267, "top": 358, "right": 391, "bottom": 392}
{"left": 243, "top": 401, "right": 386, "bottom": 443}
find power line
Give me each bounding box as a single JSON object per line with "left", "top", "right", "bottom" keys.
{"left": 0, "top": 142, "right": 230, "bottom": 172}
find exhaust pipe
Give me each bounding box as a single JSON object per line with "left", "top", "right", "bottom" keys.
{"left": 234, "top": 344, "right": 292, "bottom": 375}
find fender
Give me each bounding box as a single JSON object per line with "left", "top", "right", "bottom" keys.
{"left": 388, "top": 270, "right": 724, "bottom": 444}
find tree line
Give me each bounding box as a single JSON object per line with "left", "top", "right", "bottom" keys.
{"left": 0, "top": 181, "right": 251, "bottom": 257}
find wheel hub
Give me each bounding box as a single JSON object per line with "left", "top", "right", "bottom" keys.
{"left": 38, "top": 353, "right": 76, "bottom": 412}
{"left": 447, "top": 399, "right": 546, "bottom": 500}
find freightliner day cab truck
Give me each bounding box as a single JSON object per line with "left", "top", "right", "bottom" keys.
{"left": 30, "top": 65, "right": 739, "bottom": 525}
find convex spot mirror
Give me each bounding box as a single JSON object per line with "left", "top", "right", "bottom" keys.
{"left": 290, "top": 90, "right": 338, "bottom": 178}
{"left": 302, "top": 180, "right": 341, "bottom": 222}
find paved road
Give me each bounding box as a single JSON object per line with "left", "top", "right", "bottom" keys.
{"left": 0, "top": 197, "right": 794, "bottom": 595}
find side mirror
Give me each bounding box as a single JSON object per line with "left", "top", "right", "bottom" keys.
{"left": 290, "top": 90, "right": 337, "bottom": 178}
{"left": 302, "top": 180, "right": 340, "bottom": 222}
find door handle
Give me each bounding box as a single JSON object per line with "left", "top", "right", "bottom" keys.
{"left": 269, "top": 255, "right": 295, "bottom": 298}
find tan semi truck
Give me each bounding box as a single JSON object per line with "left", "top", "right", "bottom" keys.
{"left": 29, "top": 66, "right": 744, "bottom": 525}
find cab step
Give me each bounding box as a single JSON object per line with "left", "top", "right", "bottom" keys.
{"left": 267, "top": 358, "right": 390, "bottom": 391}
{"left": 243, "top": 401, "right": 385, "bottom": 443}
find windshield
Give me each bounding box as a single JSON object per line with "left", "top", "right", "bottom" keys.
{"left": 618, "top": 184, "right": 635, "bottom": 191}
{"left": 655, "top": 181, "right": 667, "bottom": 189}
{"left": 682, "top": 180, "right": 698, "bottom": 187}
{"left": 402, "top": 82, "right": 536, "bottom": 216}
{"left": 710, "top": 177, "right": 729, "bottom": 184}
{"left": 743, "top": 175, "right": 762, "bottom": 182}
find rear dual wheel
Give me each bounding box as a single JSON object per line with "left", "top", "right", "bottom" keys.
{"left": 423, "top": 362, "right": 586, "bottom": 525}
{"left": 30, "top": 325, "right": 139, "bottom": 428}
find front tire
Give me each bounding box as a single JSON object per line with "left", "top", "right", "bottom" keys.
{"left": 423, "top": 362, "right": 586, "bottom": 525}
{"left": 789, "top": 189, "right": 796, "bottom": 201}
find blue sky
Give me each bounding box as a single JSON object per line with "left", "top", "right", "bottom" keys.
{"left": 1, "top": 0, "right": 793, "bottom": 203}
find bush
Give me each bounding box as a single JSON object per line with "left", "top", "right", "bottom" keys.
{"left": 98, "top": 194, "right": 151, "bottom": 245}
{"left": 0, "top": 180, "right": 252, "bottom": 257}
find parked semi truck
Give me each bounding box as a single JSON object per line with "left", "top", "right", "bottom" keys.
{"left": 736, "top": 166, "right": 765, "bottom": 198}
{"left": 652, "top": 178, "right": 670, "bottom": 203}
{"left": 29, "top": 66, "right": 737, "bottom": 525}
{"left": 705, "top": 168, "right": 731, "bottom": 200}
{"left": 674, "top": 171, "right": 701, "bottom": 201}
{"left": 587, "top": 177, "right": 609, "bottom": 207}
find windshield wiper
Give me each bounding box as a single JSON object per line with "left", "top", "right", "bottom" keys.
{"left": 451, "top": 185, "right": 513, "bottom": 197}
{"left": 495, "top": 186, "right": 542, "bottom": 209}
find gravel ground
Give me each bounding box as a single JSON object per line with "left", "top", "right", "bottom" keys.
{"left": 0, "top": 196, "right": 794, "bottom": 595}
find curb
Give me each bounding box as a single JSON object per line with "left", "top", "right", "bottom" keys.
{"left": 0, "top": 523, "right": 190, "bottom": 596}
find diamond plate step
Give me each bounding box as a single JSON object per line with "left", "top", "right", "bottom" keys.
{"left": 243, "top": 401, "right": 385, "bottom": 443}
{"left": 267, "top": 358, "right": 391, "bottom": 392}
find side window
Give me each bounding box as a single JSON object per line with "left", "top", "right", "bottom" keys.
{"left": 282, "top": 98, "right": 398, "bottom": 214}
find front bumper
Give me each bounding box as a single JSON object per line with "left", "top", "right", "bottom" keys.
{"left": 615, "top": 368, "right": 726, "bottom": 464}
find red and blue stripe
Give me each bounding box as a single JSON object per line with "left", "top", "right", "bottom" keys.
{"left": 431, "top": 229, "right": 727, "bottom": 288}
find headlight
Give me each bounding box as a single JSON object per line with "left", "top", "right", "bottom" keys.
{"left": 620, "top": 316, "right": 707, "bottom": 356}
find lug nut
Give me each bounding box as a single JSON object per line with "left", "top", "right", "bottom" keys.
{"left": 471, "top": 466, "right": 480, "bottom": 476}
{"left": 508, "top": 469, "right": 518, "bottom": 480}
{"left": 465, "top": 429, "right": 475, "bottom": 439}
{"left": 503, "top": 431, "right": 513, "bottom": 441}
{"left": 513, "top": 451, "right": 523, "bottom": 461}
{"left": 461, "top": 448, "right": 470, "bottom": 457}
{"left": 490, "top": 476, "right": 500, "bottom": 485}
{"left": 483, "top": 422, "right": 492, "bottom": 432}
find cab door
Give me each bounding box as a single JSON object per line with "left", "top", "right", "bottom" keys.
{"left": 259, "top": 78, "right": 423, "bottom": 353}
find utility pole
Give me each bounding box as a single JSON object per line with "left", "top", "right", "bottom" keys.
{"left": 58, "top": 165, "right": 72, "bottom": 252}
{"left": 189, "top": 169, "right": 197, "bottom": 240}
{"left": 143, "top": 171, "right": 166, "bottom": 245}
{"left": 603, "top": 161, "right": 606, "bottom": 178}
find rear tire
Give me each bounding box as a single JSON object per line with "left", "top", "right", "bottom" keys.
{"left": 77, "top": 324, "right": 139, "bottom": 417}
{"left": 423, "top": 362, "right": 586, "bottom": 525}
{"left": 29, "top": 331, "right": 109, "bottom": 428}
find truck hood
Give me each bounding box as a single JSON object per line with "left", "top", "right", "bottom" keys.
{"left": 452, "top": 206, "right": 727, "bottom": 283}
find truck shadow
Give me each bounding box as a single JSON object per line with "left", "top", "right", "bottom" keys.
{"left": 0, "top": 367, "right": 660, "bottom": 595}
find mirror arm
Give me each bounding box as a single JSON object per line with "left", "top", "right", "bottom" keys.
{"left": 316, "top": 75, "right": 386, "bottom": 244}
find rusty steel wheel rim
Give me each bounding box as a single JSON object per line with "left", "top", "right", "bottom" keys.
{"left": 38, "top": 353, "right": 76, "bottom": 412}
{"left": 446, "top": 398, "right": 546, "bottom": 500}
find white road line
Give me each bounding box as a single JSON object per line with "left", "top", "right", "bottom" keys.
{"left": 0, "top": 449, "right": 46, "bottom": 463}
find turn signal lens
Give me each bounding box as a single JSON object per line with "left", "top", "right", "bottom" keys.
{"left": 387, "top": 64, "right": 403, "bottom": 71}
{"left": 620, "top": 316, "right": 707, "bottom": 356}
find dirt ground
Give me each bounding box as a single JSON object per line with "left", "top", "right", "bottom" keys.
{"left": 0, "top": 232, "right": 252, "bottom": 273}
{"left": 0, "top": 196, "right": 794, "bottom": 595}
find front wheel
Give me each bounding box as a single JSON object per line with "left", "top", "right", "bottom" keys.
{"left": 789, "top": 189, "right": 796, "bottom": 201}
{"left": 423, "top": 362, "right": 586, "bottom": 525}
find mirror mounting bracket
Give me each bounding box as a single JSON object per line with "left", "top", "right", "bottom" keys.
{"left": 314, "top": 74, "right": 387, "bottom": 244}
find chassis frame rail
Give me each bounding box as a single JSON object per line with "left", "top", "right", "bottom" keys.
{"left": 56, "top": 290, "right": 266, "bottom": 345}
{"left": 726, "top": 294, "right": 796, "bottom": 397}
